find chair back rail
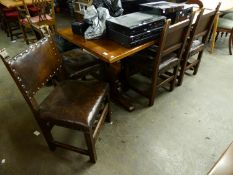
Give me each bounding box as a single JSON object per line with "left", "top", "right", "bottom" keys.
{"left": 193, "top": 3, "right": 221, "bottom": 42}
{"left": 152, "top": 13, "right": 195, "bottom": 77}
{"left": 177, "top": 3, "right": 221, "bottom": 86}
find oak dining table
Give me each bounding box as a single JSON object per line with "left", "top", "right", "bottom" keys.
{"left": 57, "top": 28, "right": 158, "bottom": 111}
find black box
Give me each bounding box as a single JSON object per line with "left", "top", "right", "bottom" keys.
{"left": 71, "top": 21, "right": 89, "bottom": 35}
{"left": 107, "top": 12, "right": 166, "bottom": 36}
{"left": 108, "top": 26, "right": 163, "bottom": 48}
{"left": 106, "top": 12, "right": 165, "bottom": 47}
{"left": 139, "top": 1, "right": 193, "bottom": 24}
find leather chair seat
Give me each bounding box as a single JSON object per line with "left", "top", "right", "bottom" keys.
{"left": 218, "top": 18, "right": 233, "bottom": 30}
{"left": 62, "top": 48, "right": 100, "bottom": 78}
{"left": 223, "top": 12, "right": 233, "bottom": 20}
{"left": 159, "top": 53, "right": 179, "bottom": 74}
{"left": 126, "top": 52, "right": 178, "bottom": 77}
{"left": 39, "top": 80, "right": 108, "bottom": 129}
{"left": 208, "top": 142, "right": 233, "bottom": 175}
{"left": 189, "top": 40, "right": 204, "bottom": 56}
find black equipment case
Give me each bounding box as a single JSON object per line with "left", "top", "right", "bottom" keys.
{"left": 139, "top": 1, "right": 193, "bottom": 24}
{"left": 106, "top": 12, "right": 166, "bottom": 48}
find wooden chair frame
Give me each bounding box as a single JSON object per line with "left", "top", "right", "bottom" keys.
{"left": 17, "top": 0, "right": 55, "bottom": 44}
{"left": 178, "top": 3, "right": 221, "bottom": 86}
{"left": 0, "top": 37, "right": 111, "bottom": 163}
{"left": 124, "top": 14, "right": 194, "bottom": 106}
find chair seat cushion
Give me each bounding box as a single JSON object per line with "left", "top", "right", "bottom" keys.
{"left": 39, "top": 80, "right": 108, "bottom": 129}
{"left": 21, "top": 14, "right": 52, "bottom": 24}
{"left": 28, "top": 6, "right": 40, "bottom": 14}
{"left": 189, "top": 40, "right": 204, "bottom": 56}
{"left": 62, "top": 48, "right": 100, "bottom": 76}
{"left": 159, "top": 53, "right": 179, "bottom": 73}
{"left": 4, "top": 11, "right": 18, "bottom": 18}
{"left": 218, "top": 18, "right": 233, "bottom": 30}
{"left": 126, "top": 52, "right": 178, "bottom": 77}
{"left": 223, "top": 12, "right": 233, "bottom": 20}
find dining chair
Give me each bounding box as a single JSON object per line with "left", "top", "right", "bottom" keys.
{"left": 123, "top": 15, "right": 194, "bottom": 106}
{"left": 0, "top": 36, "right": 111, "bottom": 163}
{"left": 1, "top": 7, "right": 20, "bottom": 41}
{"left": 18, "top": 0, "right": 55, "bottom": 44}
{"left": 31, "top": 24, "right": 103, "bottom": 80}
{"left": 177, "top": 3, "right": 221, "bottom": 86}
{"left": 216, "top": 12, "right": 233, "bottom": 55}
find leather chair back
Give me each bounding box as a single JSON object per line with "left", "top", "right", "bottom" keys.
{"left": 154, "top": 13, "right": 195, "bottom": 71}
{"left": 193, "top": 3, "right": 221, "bottom": 41}
{"left": 0, "top": 36, "right": 62, "bottom": 112}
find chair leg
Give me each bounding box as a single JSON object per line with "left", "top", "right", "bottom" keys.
{"left": 193, "top": 51, "right": 204, "bottom": 75}
{"left": 177, "top": 59, "right": 188, "bottom": 86}
{"left": 170, "top": 65, "right": 179, "bottom": 91}
{"left": 9, "top": 23, "right": 13, "bottom": 41}
{"left": 84, "top": 130, "right": 97, "bottom": 163}
{"left": 20, "top": 25, "right": 29, "bottom": 45}
{"left": 105, "top": 95, "right": 112, "bottom": 123}
{"left": 149, "top": 93, "right": 156, "bottom": 106}
{"left": 6, "top": 22, "right": 10, "bottom": 37}
{"left": 38, "top": 121, "right": 56, "bottom": 151}
{"left": 215, "top": 31, "right": 220, "bottom": 42}
{"left": 229, "top": 29, "right": 233, "bottom": 55}
{"left": 148, "top": 85, "right": 158, "bottom": 107}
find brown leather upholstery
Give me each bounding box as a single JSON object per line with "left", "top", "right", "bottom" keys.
{"left": 159, "top": 53, "right": 179, "bottom": 74}
{"left": 10, "top": 36, "right": 62, "bottom": 98}
{"left": 0, "top": 37, "right": 111, "bottom": 163}
{"left": 31, "top": 24, "right": 102, "bottom": 79}
{"left": 126, "top": 52, "right": 178, "bottom": 76}
{"left": 62, "top": 48, "right": 101, "bottom": 79}
{"left": 208, "top": 142, "right": 233, "bottom": 175}
{"left": 39, "top": 80, "right": 108, "bottom": 129}
{"left": 189, "top": 39, "right": 204, "bottom": 56}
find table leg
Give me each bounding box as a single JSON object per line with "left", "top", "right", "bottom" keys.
{"left": 210, "top": 12, "right": 219, "bottom": 53}
{"left": 104, "top": 63, "right": 135, "bottom": 112}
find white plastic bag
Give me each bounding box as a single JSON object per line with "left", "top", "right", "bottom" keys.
{"left": 84, "top": 5, "right": 110, "bottom": 39}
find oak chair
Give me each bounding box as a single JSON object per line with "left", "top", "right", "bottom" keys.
{"left": 177, "top": 3, "right": 221, "bottom": 86}
{"left": 18, "top": 0, "right": 55, "bottom": 44}
{"left": 1, "top": 7, "right": 20, "bottom": 41}
{"left": 0, "top": 36, "right": 111, "bottom": 163}
{"left": 217, "top": 12, "right": 233, "bottom": 55}
{"left": 123, "top": 15, "right": 194, "bottom": 106}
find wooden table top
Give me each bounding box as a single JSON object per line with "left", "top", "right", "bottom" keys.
{"left": 57, "top": 28, "right": 156, "bottom": 64}
{"left": 201, "top": 0, "right": 233, "bottom": 11}
{"left": 0, "top": 0, "right": 50, "bottom": 8}
{"left": 0, "top": 0, "right": 33, "bottom": 8}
